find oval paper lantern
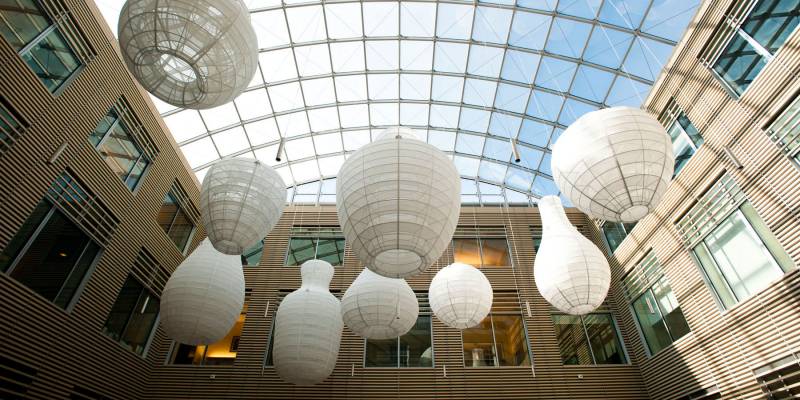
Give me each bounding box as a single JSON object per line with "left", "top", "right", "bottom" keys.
{"left": 118, "top": 0, "right": 258, "bottom": 109}
{"left": 429, "top": 263, "right": 493, "bottom": 329}
{"left": 337, "top": 127, "right": 461, "bottom": 278}
{"left": 160, "top": 239, "right": 245, "bottom": 345}
{"left": 273, "top": 260, "right": 343, "bottom": 386}
{"left": 551, "top": 107, "right": 674, "bottom": 223}
{"left": 200, "top": 158, "right": 285, "bottom": 255}
{"left": 341, "top": 268, "right": 419, "bottom": 340}
{"left": 534, "top": 195, "right": 610, "bottom": 315}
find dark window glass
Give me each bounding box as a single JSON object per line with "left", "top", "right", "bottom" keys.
{"left": 365, "top": 339, "right": 398, "bottom": 367}
{"left": 2, "top": 204, "right": 99, "bottom": 308}
{"left": 741, "top": 0, "right": 800, "bottom": 54}
{"left": 552, "top": 313, "right": 627, "bottom": 365}
{"left": 286, "top": 236, "right": 345, "bottom": 266}
{"left": 553, "top": 314, "right": 593, "bottom": 365}
{"left": 365, "top": 315, "right": 433, "bottom": 368}
{"left": 602, "top": 221, "right": 637, "bottom": 253}
{"left": 669, "top": 113, "right": 704, "bottom": 176}
{"left": 89, "top": 109, "right": 150, "bottom": 190}
{"left": 632, "top": 277, "right": 691, "bottom": 355}
{"left": 463, "top": 314, "right": 530, "bottom": 367}
{"left": 583, "top": 314, "right": 626, "bottom": 364}
{"left": 170, "top": 301, "right": 247, "bottom": 365}
{"left": 242, "top": 241, "right": 264, "bottom": 266}
{"left": 159, "top": 192, "right": 194, "bottom": 252}
{"left": 102, "top": 276, "right": 159, "bottom": 355}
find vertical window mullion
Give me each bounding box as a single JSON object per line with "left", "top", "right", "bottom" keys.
{"left": 579, "top": 315, "right": 598, "bottom": 365}
{"left": 5, "top": 206, "right": 56, "bottom": 275}
{"left": 489, "top": 314, "right": 498, "bottom": 367}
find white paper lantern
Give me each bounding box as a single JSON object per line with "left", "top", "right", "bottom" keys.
{"left": 118, "top": 0, "right": 258, "bottom": 109}
{"left": 160, "top": 239, "right": 245, "bottom": 345}
{"left": 534, "top": 195, "right": 610, "bottom": 315}
{"left": 551, "top": 107, "right": 674, "bottom": 223}
{"left": 273, "top": 260, "right": 343, "bottom": 386}
{"left": 337, "top": 127, "right": 461, "bottom": 278}
{"left": 341, "top": 268, "right": 419, "bottom": 340}
{"left": 200, "top": 158, "right": 285, "bottom": 255}
{"left": 429, "top": 263, "right": 493, "bottom": 329}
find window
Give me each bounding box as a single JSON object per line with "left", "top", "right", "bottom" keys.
{"left": 365, "top": 314, "right": 433, "bottom": 368}
{"left": 241, "top": 240, "right": 264, "bottom": 266}
{"left": 89, "top": 108, "right": 150, "bottom": 190}
{"left": 462, "top": 314, "right": 531, "bottom": 367}
{"left": 169, "top": 291, "right": 249, "bottom": 365}
{"left": 691, "top": 202, "right": 792, "bottom": 308}
{"left": 601, "top": 221, "right": 637, "bottom": 253}
{"left": 286, "top": 227, "right": 345, "bottom": 266}
{"left": 102, "top": 275, "right": 159, "bottom": 355}
{"left": 766, "top": 92, "right": 800, "bottom": 164}
{"left": 0, "top": 200, "right": 100, "bottom": 309}
{"left": 552, "top": 312, "right": 627, "bottom": 365}
{"left": 0, "top": 0, "right": 82, "bottom": 93}
{"left": 712, "top": 0, "right": 800, "bottom": 96}
{"left": 668, "top": 112, "right": 704, "bottom": 176}
{"left": 158, "top": 191, "right": 195, "bottom": 252}
{"left": 0, "top": 96, "right": 27, "bottom": 152}
{"left": 623, "top": 252, "right": 690, "bottom": 356}
{"left": 453, "top": 237, "right": 510, "bottom": 267}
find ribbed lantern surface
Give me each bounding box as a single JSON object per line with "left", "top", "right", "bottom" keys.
{"left": 117, "top": 0, "right": 258, "bottom": 109}
{"left": 551, "top": 107, "right": 674, "bottom": 223}
{"left": 200, "top": 158, "right": 285, "bottom": 255}
{"left": 341, "top": 268, "right": 419, "bottom": 340}
{"left": 429, "top": 263, "right": 493, "bottom": 329}
{"left": 336, "top": 127, "right": 461, "bottom": 278}
{"left": 273, "top": 260, "right": 343, "bottom": 386}
{"left": 160, "top": 239, "right": 245, "bottom": 345}
{"left": 533, "top": 196, "right": 610, "bottom": 315}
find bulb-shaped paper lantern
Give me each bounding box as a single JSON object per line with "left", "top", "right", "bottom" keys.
{"left": 273, "top": 260, "right": 343, "bottom": 386}
{"left": 551, "top": 107, "right": 674, "bottom": 223}
{"left": 429, "top": 263, "right": 493, "bottom": 329}
{"left": 337, "top": 127, "right": 461, "bottom": 278}
{"left": 160, "top": 239, "right": 245, "bottom": 345}
{"left": 341, "top": 268, "right": 419, "bottom": 340}
{"left": 534, "top": 196, "right": 610, "bottom": 315}
{"left": 200, "top": 158, "right": 285, "bottom": 255}
{"left": 118, "top": 0, "right": 258, "bottom": 109}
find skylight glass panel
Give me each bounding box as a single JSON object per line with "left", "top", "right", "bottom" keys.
{"left": 436, "top": 4, "right": 474, "bottom": 39}
{"left": 483, "top": 137, "right": 511, "bottom": 161}
{"left": 432, "top": 75, "right": 464, "bottom": 103}
{"left": 559, "top": 99, "right": 599, "bottom": 125}
{"left": 213, "top": 126, "right": 250, "bottom": 157}
{"left": 342, "top": 130, "right": 370, "bottom": 151}
{"left": 307, "top": 107, "right": 340, "bottom": 132}
{"left": 286, "top": 6, "right": 326, "bottom": 43}
{"left": 456, "top": 133, "right": 485, "bottom": 156}
{"left": 535, "top": 57, "right": 577, "bottom": 92}
{"left": 244, "top": 119, "right": 280, "bottom": 146}
{"left": 338, "top": 105, "right": 370, "bottom": 128}
{"left": 545, "top": 18, "right": 593, "bottom": 58}
{"left": 434, "top": 42, "right": 469, "bottom": 73}
{"left": 318, "top": 155, "right": 345, "bottom": 177}
{"left": 301, "top": 78, "right": 337, "bottom": 106}
{"left": 164, "top": 110, "right": 206, "bottom": 143}
{"left": 291, "top": 159, "right": 321, "bottom": 183}
{"left": 400, "top": 74, "right": 431, "bottom": 100}
{"left": 330, "top": 42, "right": 366, "bottom": 72}
{"left": 248, "top": 64, "right": 264, "bottom": 89}
{"left": 366, "top": 40, "right": 400, "bottom": 70}
{"left": 247, "top": 0, "right": 282, "bottom": 9}
{"left": 584, "top": 26, "right": 634, "bottom": 69}
{"left": 467, "top": 45, "right": 504, "bottom": 78}
{"left": 641, "top": 0, "right": 701, "bottom": 42}
{"left": 313, "top": 132, "right": 344, "bottom": 155}
{"left": 235, "top": 89, "right": 272, "bottom": 120}
{"left": 539, "top": 152, "right": 552, "bottom": 175}
{"left": 501, "top": 50, "right": 539, "bottom": 84}
{"left": 285, "top": 137, "right": 315, "bottom": 160}
{"left": 428, "top": 130, "right": 456, "bottom": 151}
{"left": 461, "top": 178, "right": 478, "bottom": 194}
{"left": 505, "top": 167, "right": 534, "bottom": 191}
{"left": 606, "top": 76, "right": 650, "bottom": 107}
{"left": 598, "top": 0, "right": 648, "bottom": 29}
{"left": 363, "top": 2, "right": 399, "bottom": 37}
{"left": 253, "top": 144, "right": 280, "bottom": 166}
{"left": 401, "top": 3, "right": 435, "bottom": 37}
{"left": 571, "top": 65, "right": 615, "bottom": 103}
{"left": 368, "top": 74, "right": 400, "bottom": 100}
{"left": 250, "top": 10, "right": 289, "bottom": 48}
{"left": 459, "top": 108, "right": 491, "bottom": 132}
{"left": 401, "top": 41, "right": 433, "bottom": 70}
{"left": 472, "top": 7, "right": 512, "bottom": 44}
{"left": 454, "top": 155, "right": 480, "bottom": 176}
{"left": 479, "top": 181, "right": 503, "bottom": 195}
{"left": 494, "top": 83, "right": 530, "bottom": 114}
{"left": 517, "top": 145, "right": 544, "bottom": 170}
{"left": 200, "top": 103, "right": 239, "bottom": 131}
{"left": 268, "top": 82, "right": 305, "bottom": 112}
{"left": 149, "top": 95, "right": 177, "bottom": 114}
{"left": 276, "top": 111, "right": 311, "bottom": 137}
{"left": 182, "top": 138, "right": 218, "bottom": 168}
{"left": 275, "top": 166, "right": 293, "bottom": 186}
{"left": 623, "top": 37, "right": 674, "bottom": 81}
{"left": 556, "top": 0, "right": 601, "bottom": 19}
{"left": 516, "top": 0, "right": 557, "bottom": 11}
{"left": 549, "top": 128, "right": 563, "bottom": 149}
{"left": 295, "top": 180, "right": 320, "bottom": 195}
{"left": 294, "top": 44, "right": 332, "bottom": 77}
{"left": 462, "top": 78, "right": 497, "bottom": 107}
{"left": 478, "top": 160, "right": 507, "bottom": 182}
{"left": 325, "top": 3, "right": 363, "bottom": 39}
{"left": 400, "top": 103, "right": 429, "bottom": 125}
{"left": 370, "top": 103, "right": 400, "bottom": 126}
{"left": 488, "top": 113, "right": 522, "bottom": 138}
{"left": 429, "top": 104, "right": 460, "bottom": 128}
{"left": 508, "top": 12, "right": 551, "bottom": 51}
{"left": 526, "top": 90, "right": 564, "bottom": 121}
{"left": 334, "top": 75, "right": 368, "bottom": 102}
{"left": 259, "top": 49, "right": 298, "bottom": 82}
{"left": 532, "top": 176, "right": 559, "bottom": 196}
{"left": 518, "top": 119, "right": 552, "bottom": 147}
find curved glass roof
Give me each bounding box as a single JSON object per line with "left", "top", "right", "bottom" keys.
{"left": 96, "top": 0, "right": 700, "bottom": 205}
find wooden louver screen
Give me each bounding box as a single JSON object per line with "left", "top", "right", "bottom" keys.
{"left": 39, "top": 0, "right": 96, "bottom": 63}
{"left": 674, "top": 173, "right": 746, "bottom": 248}
{"left": 697, "top": 0, "right": 757, "bottom": 66}
{"left": 290, "top": 226, "right": 343, "bottom": 237}
{"left": 621, "top": 251, "right": 664, "bottom": 301}
{"left": 658, "top": 97, "right": 683, "bottom": 128}
{"left": 0, "top": 97, "right": 28, "bottom": 154}
{"left": 754, "top": 354, "right": 800, "bottom": 399}
{"left": 675, "top": 385, "right": 722, "bottom": 400}
{"left": 0, "top": 354, "right": 37, "bottom": 398}
{"left": 169, "top": 181, "right": 200, "bottom": 223}
{"left": 46, "top": 171, "right": 119, "bottom": 246}
{"left": 112, "top": 97, "right": 159, "bottom": 161}
{"left": 453, "top": 225, "right": 507, "bottom": 238}
{"left": 130, "top": 248, "right": 169, "bottom": 296}
{"left": 492, "top": 290, "right": 522, "bottom": 313}
{"left": 766, "top": 94, "right": 800, "bottom": 160}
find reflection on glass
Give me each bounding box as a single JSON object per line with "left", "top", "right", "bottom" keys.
{"left": 89, "top": 109, "right": 150, "bottom": 190}
{"left": 159, "top": 192, "right": 195, "bottom": 252}
{"left": 462, "top": 317, "right": 496, "bottom": 367}
{"left": 583, "top": 314, "right": 626, "bottom": 364}
{"left": 463, "top": 314, "right": 530, "bottom": 367}
{"left": 242, "top": 241, "right": 264, "bottom": 266}
{"left": 553, "top": 314, "right": 593, "bottom": 365}
{"left": 453, "top": 237, "right": 510, "bottom": 267}
{"left": 454, "top": 238, "right": 482, "bottom": 266}
{"left": 366, "top": 315, "right": 433, "bottom": 368}
{"left": 103, "top": 276, "right": 159, "bottom": 355}
{"left": 552, "top": 313, "right": 627, "bottom": 365}
{"left": 741, "top": 0, "right": 799, "bottom": 54}
{"left": 481, "top": 238, "right": 510, "bottom": 266}
{"left": 668, "top": 113, "right": 703, "bottom": 176}
{"left": 602, "top": 221, "right": 637, "bottom": 253}
{"left": 286, "top": 236, "right": 345, "bottom": 266}
{"left": 171, "top": 303, "right": 247, "bottom": 365}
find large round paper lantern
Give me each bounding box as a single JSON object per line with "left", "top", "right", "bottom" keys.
{"left": 551, "top": 107, "right": 674, "bottom": 223}
{"left": 273, "top": 260, "right": 343, "bottom": 386}
{"left": 160, "top": 239, "right": 245, "bottom": 345}
{"left": 341, "top": 268, "right": 419, "bottom": 340}
{"left": 200, "top": 158, "right": 285, "bottom": 255}
{"left": 534, "top": 195, "right": 610, "bottom": 315}
{"left": 429, "top": 263, "right": 493, "bottom": 329}
{"left": 337, "top": 127, "right": 461, "bottom": 278}
{"left": 117, "top": 0, "right": 258, "bottom": 109}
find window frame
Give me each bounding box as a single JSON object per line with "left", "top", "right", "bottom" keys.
{"left": 667, "top": 112, "right": 704, "bottom": 177}
{"left": 552, "top": 312, "right": 630, "bottom": 366}
{"left": 460, "top": 312, "right": 533, "bottom": 368}
{"left": 600, "top": 221, "right": 637, "bottom": 254}
{"left": 159, "top": 190, "right": 196, "bottom": 254}
{"left": 627, "top": 276, "right": 692, "bottom": 358}
{"left": 362, "top": 313, "right": 435, "bottom": 369}
{"left": 284, "top": 235, "right": 346, "bottom": 266}
{"left": 89, "top": 108, "right": 151, "bottom": 193}
{"left": 101, "top": 275, "right": 160, "bottom": 357}
{"left": 452, "top": 236, "right": 512, "bottom": 268}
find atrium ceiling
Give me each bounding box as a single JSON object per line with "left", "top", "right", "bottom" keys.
{"left": 96, "top": 0, "right": 701, "bottom": 205}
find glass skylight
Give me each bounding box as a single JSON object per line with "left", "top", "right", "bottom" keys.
{"left": 95, "top": 0, "right": 700, "bottom": 205}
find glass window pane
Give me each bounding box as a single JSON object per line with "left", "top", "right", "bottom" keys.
{"left": 492, "top": 315, "right": 530, "bottom": 366}
{"left": 399, "top": 315, "right": 432, "bottom": 367}
{"left": 713, "top": 33, "right": 768, "bottom": 96}
{"left": 668, "top": 120, "right": 696, "bottom": 176}
{"left": 0, "top": 201, "right": 51, "bottom": 272}
{"left": 602, "top": 221, "right": 629, "bottom": 253}
{"left": 167, "top": 208, "right": 194, "bottom": 252}
{"left": 203, "top": 307, "right": 246, "bottom": 365}
{"left": 242, "top": 241, "right": 264, "bottom": 266}
{"left": 552, "top": 314, "right": 592, "bottom": 365}
{"left": 158, "top": 193, "right": 178, "bottom": 232}
{"left": 741, "top": 0, "right": 800, "bottom": 54}
{"left": 740, "top": 202, "right": 794, "bottom": 271}
{"left": 103, "top": 277, "right": 143, "bottom": 342}
{"left": 480, "top": 238, "right": 510, "bottom": 266}
{"left": 652, "top": 278, "right": 691, "bottom": 342}
{"left": 583, "top": 314, "right": 626, "bottom": 364}
{"left": 453, "top": 238, "right": 481, "bottom": 266}
{"left": 54, "top": 240, "right": 99, "bottom": 309}
{"left": 171, "top": 343, "right": 206, "bottom": 365}
{"left": 316, "top": 238, "right": 345, "bottom": 266}
{"left": 21, "top": 28, "right": 81, "bottom": 92}
{"left": 120, "top": 290, "right": 159, "bottom": 355}
{"left": 0, "top": 0, "right": 51, "bottom": 49}
{"left": 366, "top": 339, "right": 398, "bottom": 367}
{"left": 463, "top": 316, "right": 496, "bottom": 367}
{"left": 693, "top": 242, "right": 737, "bottom": 308}
{"left": 632, "top": 290, "right": 672, "bottom": 355}
{"left": 287, "top": 238, "right": 317, "bottom": 265}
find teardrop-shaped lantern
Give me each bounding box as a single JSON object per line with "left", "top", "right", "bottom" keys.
{"left": 534, "top": 196, "right": 610, "bottom": 315}
{"left": 160, "top": 239, "right": 245, "bottom": 345}
{"left": 117, "top": 0, "right": 258, "bottom": 109}
{"left": 341, "top": 268, "right": 419, "bottom": 340}
{"left": 200, "top": 158, "right": 285, "bottom": 255}
{"left": 429, "top": 263, "right": 493, "bottom": 329}
{"left": 273, "top": 260, "right": 343, "bottom": 386}
{"left": 551, "top": 107, "right": 674, "bottom": 223}
{"left": 337, "top": 127, "right": 461, "bottom": 278}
